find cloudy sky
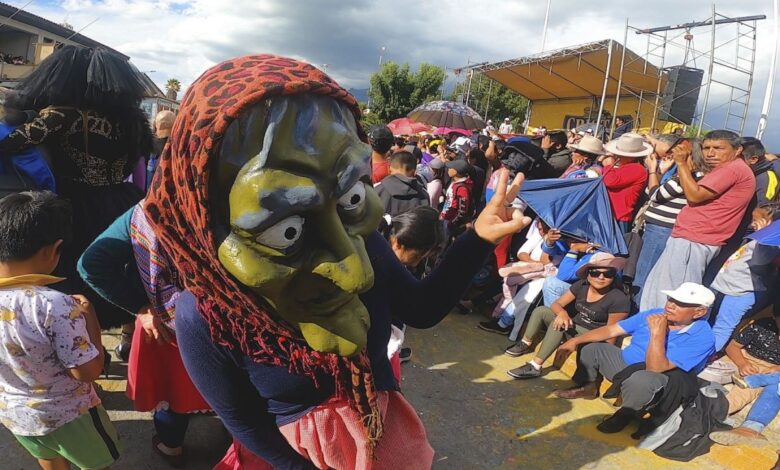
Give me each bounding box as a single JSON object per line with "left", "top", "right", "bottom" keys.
{"left": 17, "top": 0, "right": 780, "bottom": 146}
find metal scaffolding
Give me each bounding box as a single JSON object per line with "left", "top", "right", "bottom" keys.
{"left": 618, "top": 9, "right": 765, "bottom": 136}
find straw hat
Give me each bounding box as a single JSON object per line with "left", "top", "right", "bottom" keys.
{"left": 569, "top": 135, "right": 606, "bottom": 156}
{"left": 576, "top": 252, "right": 628, "bottom": 279}
{"left": 603, "top": 132, "right": 653, "bottom": 158}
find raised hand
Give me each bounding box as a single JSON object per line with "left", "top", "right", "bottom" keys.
{"left": 473, "top": 168, "right": 532, "bottom": 245}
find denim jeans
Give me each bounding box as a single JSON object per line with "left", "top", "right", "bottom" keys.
{"left": 710, "top": 290, "right": 757, "bottom": 351}
{"left": 154, "top": 409, "right": 190, "bottom": 448}
{"left": 632, "top": 223, "right": 672, "bottom": 304}
{"left": 744, "top": 372, "right": 780, "bottom": 389}
{"left": 497, "top": 278, "right": 545, "bottom": 341}
{"left": 542, "top": 276, "right": 572, "bottom": 307}
{"left": 744, "top": 384, "right": 780, "bottom": 433}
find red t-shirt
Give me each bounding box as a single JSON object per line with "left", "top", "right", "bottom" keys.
{"left": 601, "top": 162, "right": 648, "bottom": 222}
{"left": 372, "top": 159, "right": 390, "bottom": 184}
{"left": 672, "top": 158, "right": 756, "bottom": 246}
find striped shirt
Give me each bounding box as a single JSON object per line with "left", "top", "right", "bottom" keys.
{"left": 644, "top": 175, "right": 700, "bottom": 229}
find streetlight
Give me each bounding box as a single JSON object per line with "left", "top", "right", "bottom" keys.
{"left": 366, "top": 46, "right": 386, "bottom": 112}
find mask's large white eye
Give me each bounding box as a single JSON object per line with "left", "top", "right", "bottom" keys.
{"left": 338, "top": 182, "right": 366, "bottom": 211}
{"left": 255, "top": 216, "right": 304, "bottom": 250}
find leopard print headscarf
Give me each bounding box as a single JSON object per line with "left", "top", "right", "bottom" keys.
{"left": 144, "top": 54, "right": 381, "bottom": 450}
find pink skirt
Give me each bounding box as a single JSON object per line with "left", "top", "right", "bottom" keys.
{"left": 214, "top": 391, "right": 434, "bottom": 470}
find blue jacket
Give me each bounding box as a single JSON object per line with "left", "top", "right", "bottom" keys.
{"left": 0, "top": 122, "right": 55, "bottom": 192}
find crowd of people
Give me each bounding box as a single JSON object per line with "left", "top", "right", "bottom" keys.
{"left": 0, "top": 43, "right": 779, "bottom": 470}
{"left": 371, "top": 120, "right": 780, "bottom": 460}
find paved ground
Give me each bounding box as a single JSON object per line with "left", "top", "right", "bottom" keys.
{"left": 4, "top": 314, "right": 780, "bottom": 469}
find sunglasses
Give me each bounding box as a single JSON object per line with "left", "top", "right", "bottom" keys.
{"left": 587, "top": 268, "right": 617, "bottom": 279}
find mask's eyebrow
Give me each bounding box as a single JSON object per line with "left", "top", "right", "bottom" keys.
{"left": 336, "top": 162, "right": 362, "bottom": 196}
{"left": 233, "top": 186, "right": 322, "bottom": 234}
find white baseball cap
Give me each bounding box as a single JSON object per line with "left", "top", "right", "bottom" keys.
{"left": 661, "top": 282, "right": 715, "bottom": 307}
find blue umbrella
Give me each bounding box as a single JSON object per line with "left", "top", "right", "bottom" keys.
{"left": 747, "top": 220, "right": 780, "bottom": 246}
{"left": 516, "top": 177, "right": 628, "bottom": 255}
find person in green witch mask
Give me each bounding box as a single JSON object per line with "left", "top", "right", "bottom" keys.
{"left": 144, "top": 54, "right": 530, "bottom": 470}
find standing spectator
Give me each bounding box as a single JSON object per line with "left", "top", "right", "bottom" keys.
{"left": 499, "top": 117, "right": 514, "bottom": 134}
{"left": 742, "top": 136, "right": 778, "bottom": 204}
{"left": 632, "top": 136, "right": 709, "bottom": 301}
{"left": 440, "top": 159, "right": 474, "bottom": 235}
{"left": 540, "top": 131, "right": 573, "bottom": 177}
{"left": 483, "top": 119, "right": 496, "bottom": 135}
{"left": 641, "top": 130, "right": 756, "bottom": 312}
{"left": 467, "top": 149, "right": 487, "bottom": 206}
{"left": 374, "top": 151, "right": 430, "bottom": 217}
{"left": 147, "top": 110, "right": 175, "bottom": 190}
{"left": 601, "top": 133, "right": 651, "bottom": 233}
{"left": 613, "top": 116, "right": 633, "bottom": 139}
{"left": 561, "top": 135, "right": 605, "bottom": 179}
{"left": 426, "top": 158, "right": 445, "bottom": 209}
{"left": 368, "top": 125, "right": 394, "bottom": 183}
{"left": 0, "top": 192, "right": 120, "bottom": 470}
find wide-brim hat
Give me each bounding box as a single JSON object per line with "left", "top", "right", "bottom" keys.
{"left": 569, "top": 135, "right": 606, "bottom": 156}
{"left": 576, "top": 252, "right": 628, "bottom": 279}
{"left": 603, "top": 132, "right": 653, "bottom": 158}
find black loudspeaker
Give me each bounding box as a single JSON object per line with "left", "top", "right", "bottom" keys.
{"left": 657, "top": 66, "right": 704, "bottom": 125}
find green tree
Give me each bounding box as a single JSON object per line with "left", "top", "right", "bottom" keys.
{"left": 358, "top": 102, "right": 386, "bottom": 129}
{"left": 165, "top": 78, "right": 181, "bottom": 101}
{"left": 449, "top": 75, "right": 528, "bottom": 131}
{"left": 367, "top": 62, "right": 445, "bottom": 122}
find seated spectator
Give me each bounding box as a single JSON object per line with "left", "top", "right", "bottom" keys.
{"left": 601, "top": 133, "right": 651, "bottom": 233}
{"left": 506, "top": 253, "right": 629, "bottom": 379}
{"left": 368, "top": 125, "right": 394, "bottom": 183}
{"left": 374, "top": 151, "right": 430, "bottom": 217}
{"left": 561, "top": 135, "right": 604, "bottom": 179}
{"left": 710, "top": 317, "right": 780, "bottom": 446}
{"left": 540, "top": 131, "right": 572, "bottom": 177}
{"left": 478, "top": 219, "right": 554, "bottom": 337}
{"left": 538, "top": 229, "right": 596, "bottom": 306}
{"left": 632, "top": 136, "right": 709, "bottom": 301}
{"left": 741, "top": 136, "right": 778, "bottom": 204}
{"left": 554, "top": 283, "right": 716, "bottom": 434}
{"left": 440, "top": 159, "right": 474, "bottom": 235}
{"left": 641, "top": 130, "right": 756, "bottom": 312}
{"left": 708, "top": 206, "right": 780, "bottom": 350}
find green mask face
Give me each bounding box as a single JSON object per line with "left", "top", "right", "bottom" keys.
{"left": 215, "top": 95, "right": 383, "bottom": 357}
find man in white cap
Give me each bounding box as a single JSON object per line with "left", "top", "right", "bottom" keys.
{"left": 483, "top": 119, "right": 495, "bottom": 135}
{"left": 499, "top": 117, "right": 513, "bottom": 134}
{"left": 601, "top": 132, "right": 651, "bottom": 233}
{"left": 554, "top": 282, "right": 716, "bottom": 433}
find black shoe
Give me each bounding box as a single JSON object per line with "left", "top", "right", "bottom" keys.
{"left": 507, "top": 363, "right": 542, "bottom": 379}
{"left": 597, "top": 408, "right": 636, "bottom": 434}
{"left": 114, "top": 333, "right": 132, "bottom": 362}
{"left": 399, "top": 347, "right": 412, "bottom": 363}
{"left": 478, "top": 319, "right": 511, "bottom": 335}
{"left": 505, "top": 341, "right": 533, "bottom": 357}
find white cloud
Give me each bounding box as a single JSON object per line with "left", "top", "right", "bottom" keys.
{"left": 14, "top": 0, "right": 780, "bottom": 145}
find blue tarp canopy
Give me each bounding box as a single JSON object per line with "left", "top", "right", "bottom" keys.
{"left": 518, "top": 177, "right": 628, "bottom": 256}
{"left": 748, "top": 220, "right": 780, "bottom": 247}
